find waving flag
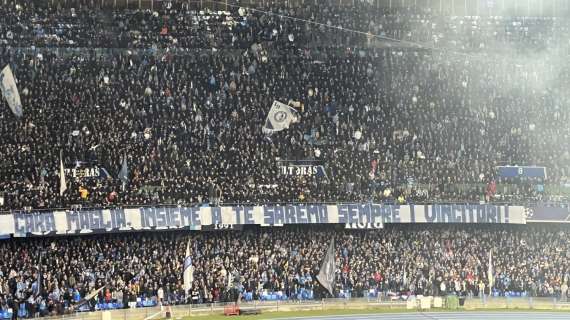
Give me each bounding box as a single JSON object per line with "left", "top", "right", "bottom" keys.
{"left": 59, "top": 151, "right": 67, "bottom": 196}
{"left": 183, "top": 239, "right": 194, "bottom": 295}
{"left": 118, "top": 156, "right": 129, "bottom": 185}
{"left": 262, "top": 100, "right": 299, "bottom": 134}
{"left": 0, "top": 65, "right": 23, "bottom": 118}
{"left": 33, "top": 252, "right": 43, "bottom": 297}
{"left": 74, "top": 286, "right": 105, "bottom": 309}
{"left": 488, "top": 249, "right": 493, "bottom": 288}
{"left": 316, "top": 237, "right": 335, "bottom": 296}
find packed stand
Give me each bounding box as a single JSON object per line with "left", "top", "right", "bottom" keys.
{"left": 1, "top": 1, "right": 570, "bottom": 51}
{"left": 0, "top": 224, "right": 569, "bottom": 318}
{"left": 0, "top": 1, "right": 570, "bottom": 211}
{"left": 0, "top": 48, "right": 568, "bottom": 209}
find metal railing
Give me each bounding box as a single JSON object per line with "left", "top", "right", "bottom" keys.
{"left": 31, "top": 296, "right": 570, "bottom": 320}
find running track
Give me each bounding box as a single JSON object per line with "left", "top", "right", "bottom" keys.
{"left": 275, "top": 312, "right": 570, "bottom": 320}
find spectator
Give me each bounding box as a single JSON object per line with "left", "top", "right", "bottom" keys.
{"left": 0, "top": 2, "right": 568, "bottom": 317}
{"left": 0, "top": 2, "right": 568, "bottom": 212}
{"left": 0, "top": 224, "right": 568, "bottom": 317}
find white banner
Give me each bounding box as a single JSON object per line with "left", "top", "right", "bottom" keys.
{"left": 0, "top": 204, "right": 527, "bottom": 237}
{"left": 0, "top": 214, "right": 15, "bottom": 236}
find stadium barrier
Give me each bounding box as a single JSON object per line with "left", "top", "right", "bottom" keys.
{"left": 25, "top": 296, "right": 570, "bottom": 320}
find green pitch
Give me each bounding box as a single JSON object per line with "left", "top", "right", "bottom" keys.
{"left": 169, "top": 308, "right": 409, "bottom": 320}
{"left": 166, "top": 307, "right": 570, "bottom": 320}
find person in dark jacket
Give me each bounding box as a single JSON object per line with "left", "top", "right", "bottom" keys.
{"left": 8, "top": 297, "right": 18, "bottom": 320}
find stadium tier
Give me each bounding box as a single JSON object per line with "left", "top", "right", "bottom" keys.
{"left": 0, "top": 0, "right": 570, "bottom": 319}
{"left": 0, "top": 3, "right": 569, "bottom": 210}
{"left": 1, "top": 224, "right": 570, "bottom": 318}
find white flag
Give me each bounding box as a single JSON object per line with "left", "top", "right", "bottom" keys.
{"left": 118, "top": 156, "right": 129, "bottom": 186}
{"left": 262, "top": 100, "right": 299, "bottom": 134}
{"left": 183, "top": 239, "right": 194, "bottom": 294}
{"left": 59, "top": 151, "right": 67, "bottom": 196}
{"left": 0, "top": 65, "right": 23, "bottom": 118}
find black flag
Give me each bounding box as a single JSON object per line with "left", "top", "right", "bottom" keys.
{"left": 35, "top": 252, "right": 42, "bottom": 297}
{"left": 316, "top": 237, "right": 335, "bottom": 296}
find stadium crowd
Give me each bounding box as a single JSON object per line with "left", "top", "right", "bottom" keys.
{"left": 1, "top": 0, "right": 569, "bottom": 211}
{"left": 1, "top": 0, "right": 569, "bottom": 51}
{"left": 0, "top": 1, "right": 569, "bottom": 319}
{"left": 0, "top": 225, "right": 569, "bottom": 317}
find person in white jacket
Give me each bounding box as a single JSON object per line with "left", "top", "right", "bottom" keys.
{"left": 157, "top": 287, "right": 164, "bottom": 307}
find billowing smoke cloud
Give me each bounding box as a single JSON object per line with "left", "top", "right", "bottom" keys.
{"left": 403, "top": 10, "right": 570, "bottom": 186}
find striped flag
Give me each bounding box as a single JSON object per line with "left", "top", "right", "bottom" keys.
{"left": 183, "top": 239, "right": 194, "bottom": 295}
